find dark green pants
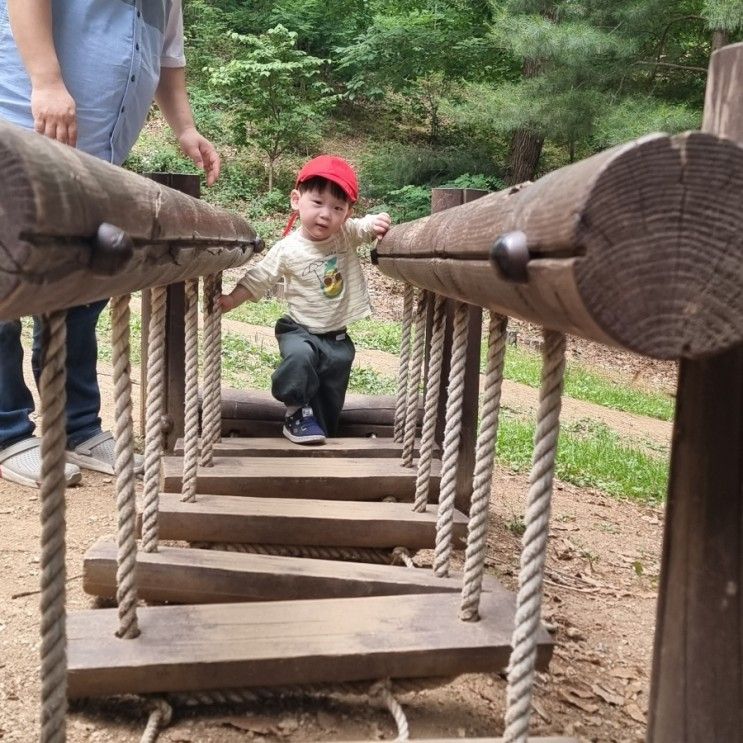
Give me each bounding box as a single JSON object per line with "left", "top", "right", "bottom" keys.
{"left": 271, "top": 316, "right": 355, "bottom": 436}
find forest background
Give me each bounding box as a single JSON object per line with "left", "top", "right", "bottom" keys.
{"left": 129, "top": 0, "right": 743, "bottom": 240}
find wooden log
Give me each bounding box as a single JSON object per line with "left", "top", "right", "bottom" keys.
{"left": 66, "top": 590, "right": 553, "bottom": 698}
{"left": 143, "top": 493, "right": 460, "bottom": 548}
{"left": 161, "top": 456, "right": 440, "bottom": 501}
{"left": 376, "top": 132, "right": 743, "bottom": 360}
{"left": 173, "top": 436, "right": 422, "bottom": 458}
{"left": 647, "top": 43, "right": 743, "bottom": 743}
{"left": 0, "top": 121, "right": 257, "bottom": 319}
{"left": 83, "top": 537, "right": 479, "bottom": 603}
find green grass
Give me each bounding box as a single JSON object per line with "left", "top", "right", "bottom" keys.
{"left": 498, "top": 345, "right": 674, "bottom": 421}
{"left": 496, "top": 413, "right": 668, "bottom": 503}
{"left": 228, "top": 298, "right": 287, "bottom": 328}
{"left": 96, "top": 306, "right": 143, "bottom": 365}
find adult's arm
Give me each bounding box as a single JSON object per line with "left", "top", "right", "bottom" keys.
{"left": 7, "top": 0, "right": 77, "bottom": 145}
{"left": 155, "top": 66, "right": 221, "bottom": 186}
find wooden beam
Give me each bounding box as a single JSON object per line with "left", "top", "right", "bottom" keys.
{"left": 648, "top": 42, "right": 743, "bottom": 743}
{"left": 173, "top": 436, "right": 422, "bottom": 458}
{"left": 83, "top": 537, "right": 484, "bottom": 604}
{"left": 67, "top": 590, "right": 553, "bottom": 698}
{"left": 161, "top": 457, "right": 440, "bottom": 501}
{"left": 145, "top": 493, "right": 460, "bottom": 547}
{"left": 0, "top": 120, "right": 256, "bottom": 319}
{"left": 377, "top": 132, "right": 743, "bottom": 360}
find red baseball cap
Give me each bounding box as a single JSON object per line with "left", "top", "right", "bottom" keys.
{"left": 296, "top": 155, "right": 358, "bottom": 203}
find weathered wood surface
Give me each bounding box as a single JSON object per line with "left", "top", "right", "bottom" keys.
{"left": 161, "top": 457, "right": 440, "bottom": 501}
{"left": 0, "top": 120, "right": 256, "bottom": 319}
{"left": 377, "top": 132, "right": 743, "bottom": 360}
{"left": 144, "top": 493, "right": 459, "bottom": 547}
{"left": 83, "top": 537, "right": 480, "bottom": 603}
{"left": 67, "top": 590, "right": 553, "bottom": 698}
{"left": 173, "top": 436, "right": 423, "bottom": 458}
{"left": 648, "top": 43, "right": 743, "bottom": 743}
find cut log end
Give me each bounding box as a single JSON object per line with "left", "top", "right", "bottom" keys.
{"left": 575, "top": 131, "right": 743, "bottom": 359}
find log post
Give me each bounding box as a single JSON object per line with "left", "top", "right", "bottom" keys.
{"left": 647, "top": 43, "right": 743, "bottom": 742}
{"left": 430, "top": 188, "right": 487, "bottom": 514}
{"left": 140, "top": 174, "right": 199, "bottom": 449}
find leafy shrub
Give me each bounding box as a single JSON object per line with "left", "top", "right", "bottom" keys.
{"left": 374, "top": 185, "right": 431, "bottom": 223}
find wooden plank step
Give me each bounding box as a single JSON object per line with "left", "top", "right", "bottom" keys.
{"left": 173, "top": 436, "right": 422, "bottom": 459}
{"left": 67, "top": 590, "right": 553, "bottom": 698}
{"left": 147, "top": 493, "right": 462, "bottom": 548}
{"left": 162, "top": 456, "right": 440, "bottom": 501}
{"left": 83, "top": 537, "right": 490, "bottom": 604}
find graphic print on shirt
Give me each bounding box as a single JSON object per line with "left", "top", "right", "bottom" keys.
{"left": 302, "top": 256, "right": 344, "bottom": 299}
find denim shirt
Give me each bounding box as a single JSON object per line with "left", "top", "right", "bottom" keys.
{"left": 0, "top": 0, "right": 184, "bottom": 165}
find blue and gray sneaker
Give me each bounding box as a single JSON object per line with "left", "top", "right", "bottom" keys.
{"left": 283, "top": 406, "right": 326, "bottom": 445}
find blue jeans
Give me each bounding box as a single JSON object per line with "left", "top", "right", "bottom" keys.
{"left": 0, "top": 300, "right": 107, "bottom": 450}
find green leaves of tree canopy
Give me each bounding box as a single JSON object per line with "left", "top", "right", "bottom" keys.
{"left": 208, "top": 25, "right": 336, "bottom": 190}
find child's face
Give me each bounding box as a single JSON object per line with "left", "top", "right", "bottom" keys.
{"left": 290, "top": 186, "right": 352, "bottom": 241}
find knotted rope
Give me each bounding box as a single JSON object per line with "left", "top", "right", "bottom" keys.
{"left": 460, "top": 313, "right": 508, "bottom": 621}
{"left": 38, "top": 311, "right": 68, "bottom": 743}
{"left": 142, "top": 286, "right": 167, "bottom": 553}
{"left": 401, "top": 291, "right": 428, "bottom": 467}
{"left": 394, "top": 284, "right": 415, "bottom": 443}
{"left": 413, "top": 293, "right": 446, "bottom": 511}
{"left": 200, "top": 272, "right": 223, "bottom": 466}
{"left": 181, "top": 279, "right": 200, "bottom": 502}
{"left": 503, "top": 330, "right": 566, "bottom": 743}
{"left": 369, "top": 679, "right": 409, "bottom": 741}
{"left": 433, "top": 301, "right": 469, "bottom": 578}
{"left": 139, "top": 698, "right": 172, "bottom": 743}
{"left": 110, "top": 295, "right": 140, "bottom": 640}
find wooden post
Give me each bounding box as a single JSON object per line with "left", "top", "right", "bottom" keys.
{"left": 430, "top": 188, "right": 487, "bottom": 514}
{"left": 140, "top": 173, "right": 199, "bottom": 450}
{"left": 647, "top": 42, "right": 743, "bottom": 742}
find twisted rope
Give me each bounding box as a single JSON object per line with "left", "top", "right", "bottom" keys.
{"left": 504, "top": 330, "right": 566, "bottom": 743}
{"left": 192, "top": 542, "right": 397, "bottom": 564}
{"left": 401, "top": 291, "right": 428, "bottom": 467}
{"left": 413, "top": 293, "right": 446, "bottom": 511}
{"left": 166, "top": 676, "right": 450, "bottom": 707}
{"left": 369, "top": 680, "right": 409, "bottom": 741}
{"left": 139, "top": 698, "right": 172, "bottom": 743}
{"left": 141, "top": 286, "right": 167, "bottom": 553}
{"left": 38, "top": 311, "right": 68, "bottom": 743}
{"left": 433, "top": 301, "right": 469, "bottom": 578}
{"left": 110, "top": 295, "right": 140, "bottom": 640}
{"left": 460, "top": 313, "right": 508, "bottom": 621}
{"left": 394, "top": 284, "right": 415, "bottom": 443}
{"left": 200, "top": 273, "right": 223, "bottom": 467}
{"left": 181, "top": 279, "right": 200, "bottom": 502}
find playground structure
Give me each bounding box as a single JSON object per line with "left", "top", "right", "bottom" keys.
{"left": 0, "top": 42, "right": 742, "bottom": 743}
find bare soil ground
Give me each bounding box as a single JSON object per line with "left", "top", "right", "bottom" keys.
{"left": 0, "top": 279, "right": 671, "bottom": 741}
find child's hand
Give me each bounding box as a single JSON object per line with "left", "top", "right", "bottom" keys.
{"left": 372, "top": 212, "right": 391, "bottom": 238}
{"left": 217, "top": 293, "right": 235, "bottom": 312}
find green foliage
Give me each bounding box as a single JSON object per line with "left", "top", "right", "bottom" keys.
{"left": 499, "top": 345, "right": 674, "bottom": 420}
{"left": 228, "top": 299, "right": 288, "bottom": 327}
{"left": 208, "top": 25, "right": 336, "bottom": 188}
{"left": 360, "top": 142, "right": 503, "bottom": 198}
{"left": 374, "top": 185, "right": 432, "bottom": 222}
{"left": 497, "top": 414, "right": 669, "bottom": 503}
{"left": 702, "top": 0, "right": 743, "bottom": 31}
{"left": 348, "top": 367, "right": 397, "bottom": 395}
{"left": 348, "top": 318, "right": 402, "bottom": 354}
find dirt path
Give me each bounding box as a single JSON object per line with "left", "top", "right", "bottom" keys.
{"left": 0, "top": 341, "right": 663, "bottom": 742}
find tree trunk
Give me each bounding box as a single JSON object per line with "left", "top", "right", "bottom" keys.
{"left": 507, "top": 128, "right": 544, "bottom": 185}
{"left": 506, "top": 58, "right": 544, "bottom": 185}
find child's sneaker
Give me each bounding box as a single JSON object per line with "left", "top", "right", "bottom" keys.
{"left": 283, "top": 406, "right": 326, "bottom": 445}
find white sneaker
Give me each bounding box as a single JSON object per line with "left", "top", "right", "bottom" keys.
{"left": 0, "top": 437, "right": 82, "bottom": 489}
{"left": 66, "top": 431, "right": 144, "bottom": 476}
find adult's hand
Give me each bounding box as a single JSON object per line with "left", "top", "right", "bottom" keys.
{"left": 178, "top": 127, "right": 221, "bottom": 186}
{"left": 31, "top": 80, "right": 77, "bottom": 145}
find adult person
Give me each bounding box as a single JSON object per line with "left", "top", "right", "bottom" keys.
{"left": 0, "top": 0, "right": 220, "bottom": 488}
